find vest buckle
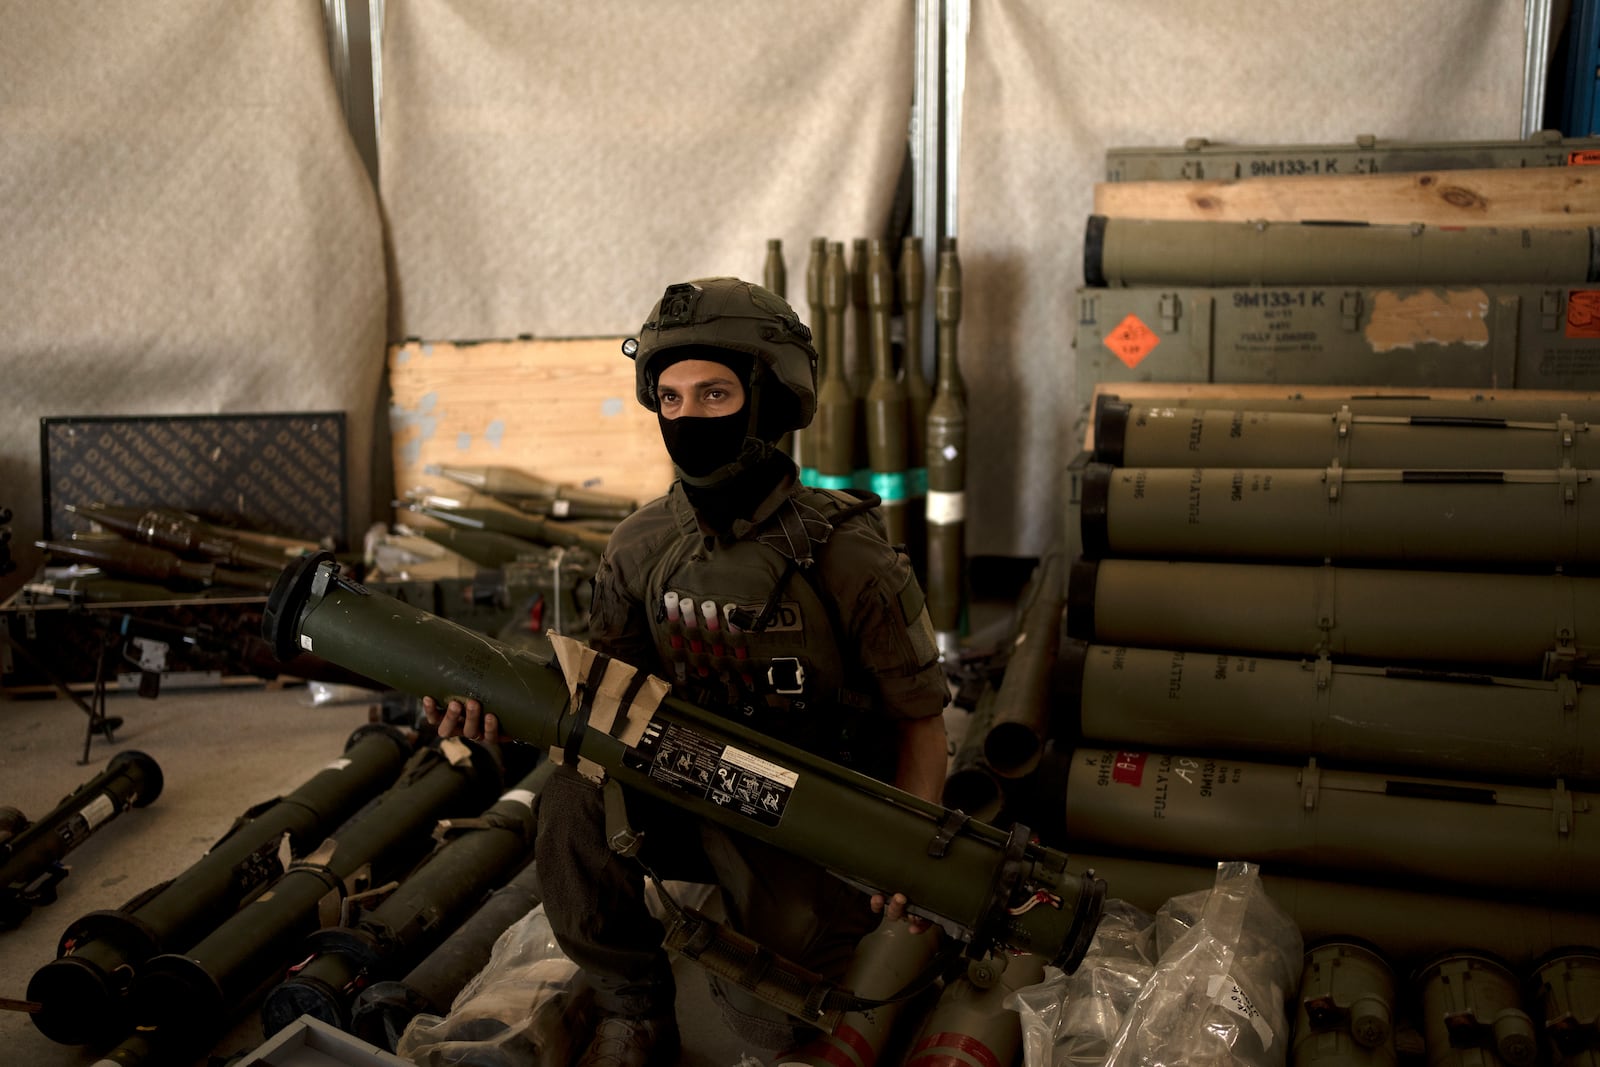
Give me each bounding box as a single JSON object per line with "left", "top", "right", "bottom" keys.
{"left": 768, "top": 658, "right": 806, "bottom": 695}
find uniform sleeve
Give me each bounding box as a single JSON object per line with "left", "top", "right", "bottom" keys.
{"left": 828, "top": 520, "right": 948, "bottom": 721}
{"left": 586, "top": 548, "right": 657, "bottom": 673}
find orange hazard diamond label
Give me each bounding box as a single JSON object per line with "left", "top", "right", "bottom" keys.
{"left": 1568, "top": 290, "right": 1600, "bottom": 338}
{"left": 1568, "top": 150, "right": 1600, "bottom": 166}
{"left": 1105, "top": 314, "right": 1161, "bottom": 368}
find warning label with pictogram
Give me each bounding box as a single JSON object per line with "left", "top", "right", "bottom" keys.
{"left": 1568, "top": 150, "right": 1600, "bottom": 166}
{"left": 1104, "top": 314, "right": 1161, "bottom": 368}
{"left": 1568, "top": 291, "right": 1600, "bottom": 339}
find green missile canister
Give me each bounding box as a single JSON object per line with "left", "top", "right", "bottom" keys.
{"left": 350, "top": 858, "right": 542, "bottom": 1052}
{"left": 432, "top": 463, "right": 636, "bottom": 515}
{"left": 417, "top": 525, "right": 548, "bottom": 570}
{"left": 263, "top": 554, "right": 1106, "bottom": 969}
{"left": 426, "top": 465, "right": 636, "bottom": 519}
{"left": 813, "top": 241, "right": 858, "bottom": 491}
{"left": 981, "top": 555, "right": 1065, "bottom": 780}
{"left": 1063, "top": 747, "right": 1598, "bottom": 902}
{"left": 1071, "top": 850, "right": 1600, "bottom": 966}
{"left": 926, "top": 237, "right": 968, "bottom": 656}
{"left": 849, "top": 237, "right": 871, "bottom": 402}
{"left": 1094, "top": 401, "right": 1599, "bottom": 471}
{"left": 68, "top": 504, "right": 293, "bottom": 573}
{"left": 1085, "top": 216, "right": 1600, "bottom": 288}
{"left": 900, "top": 235, "right": 932, "bottom": 575}
{"left": 1080, "top": 462, "right": 1600, "bottom": 566}
{"left": 131, "top": 738, "right": 503, "bottom": 1044}
{"left": 1072, "top": 643, "right": 1600, "bottom": 784}
{"left": 765, "top": 239, "right": 795, "bottom": 460}
{"left": 37, "top": 536, "right": 275, "bottom": 592}
{"left": 29, "top": 725, "right": 411, "bottom": 1047}
{"left": 765, "top": 237, "right": 788, "bottom": 299}
{"left": 1067, "top": 558, "right": 1600, "bottom": 677}
{"left": 849, "top": 238, "right": 872, "bottom": 489}
{"left": 776, "top": 916, "right": 944, "bottom": 1067}
{"left": 20, "top": 574, "right": 210, "bottom": 605}
{"left": 406, "top": 501, "right": 610, "bottom": 556}
{"left": 865, "top": 237, "right": 910, "bottom": 548}
{"left": 0, "top": 752, "right": 162, "bottom": 930}
{"left": 1529, "top": 948, "right": 1600, "bottom": 1067}
{"left": 797, "top": 237, "right": 829, "bottom": 484}
{"left": 1416, "top": 952, "right": 1538, "bottom": 1067}
{"left": 259, "top": 762, "right": 550, "bottom": 1037}
{"left": 807, "top": 237, "right": 827, "bottom": 347}
{"left": 1104, "top": 131, "right": 1600, "bottom": 182}
{"left": 902, "top": 952, "right": 1045, "bottom": 1067}
{"left": 1292, "top": 940, "right": 1398, "bottom": 1067}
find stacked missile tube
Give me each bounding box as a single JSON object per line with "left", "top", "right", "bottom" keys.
{"left": 1057, "top": 389, "right": 1600, "bottom": 994}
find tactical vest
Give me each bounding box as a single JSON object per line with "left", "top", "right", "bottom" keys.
{"left": 642, "top": 488, "right": 896, "bottom": 777}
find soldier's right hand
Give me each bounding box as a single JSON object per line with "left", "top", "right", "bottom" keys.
{"left": 422, "top": 696, "right": 501, "bottom": 744}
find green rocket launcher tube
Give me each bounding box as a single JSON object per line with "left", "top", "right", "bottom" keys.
{"left": 28, "top": 725, "right": 411, "bottom": 1047}
{"left": 263, "top": 554, "right": 1105, "bottom": 969}
{"left": 350, "top": 858, "right": 543, "bottom": 1051}
{"left": 0, "top": 751, "right": 163, "bottom": 930}
{"left": 132, "top": 738, "right": 502, "bottom": 1038}
{"left": 258, "top": 762, "right": 549, "bottom": 1037}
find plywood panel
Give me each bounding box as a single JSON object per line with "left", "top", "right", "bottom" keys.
{"left": 388, "top": 338, "right": 673, "bottom": 518}
{"left": 1093, "top": 167, "right": 1600, "bottom": 226}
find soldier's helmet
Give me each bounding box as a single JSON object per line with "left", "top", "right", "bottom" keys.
{"left": 623, "top": 277, "right": 819, "bottom": 439}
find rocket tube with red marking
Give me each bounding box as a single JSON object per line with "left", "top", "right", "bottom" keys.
{"left": 903, "top": 952, "right": 1045, "bottom": 1067}
{"left": 776, "top": 916, "right": 943, "bottom": 1067}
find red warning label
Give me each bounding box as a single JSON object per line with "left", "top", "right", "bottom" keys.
{"left": 1568, "top": 290, "right": 1600, "bottom": 339}
{"left": 1104, "top": 314, "right": 1161, "bottom": 369}
{"left": 1568, "top": 150, "right": 1600, "bottom": 166}
{"left": 1112, "top": 751, "right": 1147, "bottom": 786}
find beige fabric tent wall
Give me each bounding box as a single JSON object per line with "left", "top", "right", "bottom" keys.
{"left": 1, "top": 0, "right": 1533, "bottom": 602}
{"left": 0, "top": 2, "right": 389, "bottom": 599}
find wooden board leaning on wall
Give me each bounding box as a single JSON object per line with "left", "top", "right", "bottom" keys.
{"left": 1093, "top": 166, "right": 1600, "bottom": 227}
{"left": 387, "top": 337, "right": 674, "bottom": 520}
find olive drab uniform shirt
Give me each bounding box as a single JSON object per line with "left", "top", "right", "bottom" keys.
{"left": 588, "top": 473, "right": 947, "bottom": 779}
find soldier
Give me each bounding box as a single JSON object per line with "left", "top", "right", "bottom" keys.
{"left": 427, "top": 276, "right": 948, "bottom": 1066}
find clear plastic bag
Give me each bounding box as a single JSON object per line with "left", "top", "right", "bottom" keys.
{"left": 396, "top": 904, "right": 588, "bottom": 1067}
{"left": 1010, "top": 899, "right": 1158, "bottom": 1067}
{"left": 1102, "top": 861, "right": 1302, "bottom": 1067}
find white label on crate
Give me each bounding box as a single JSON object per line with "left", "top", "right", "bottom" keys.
{"left": 300, "top": 634, "right": 314, "bottom": 652}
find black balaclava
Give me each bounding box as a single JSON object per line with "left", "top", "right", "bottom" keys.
{"left": 652, "top": 346, "right": 794, "bottom": 537}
